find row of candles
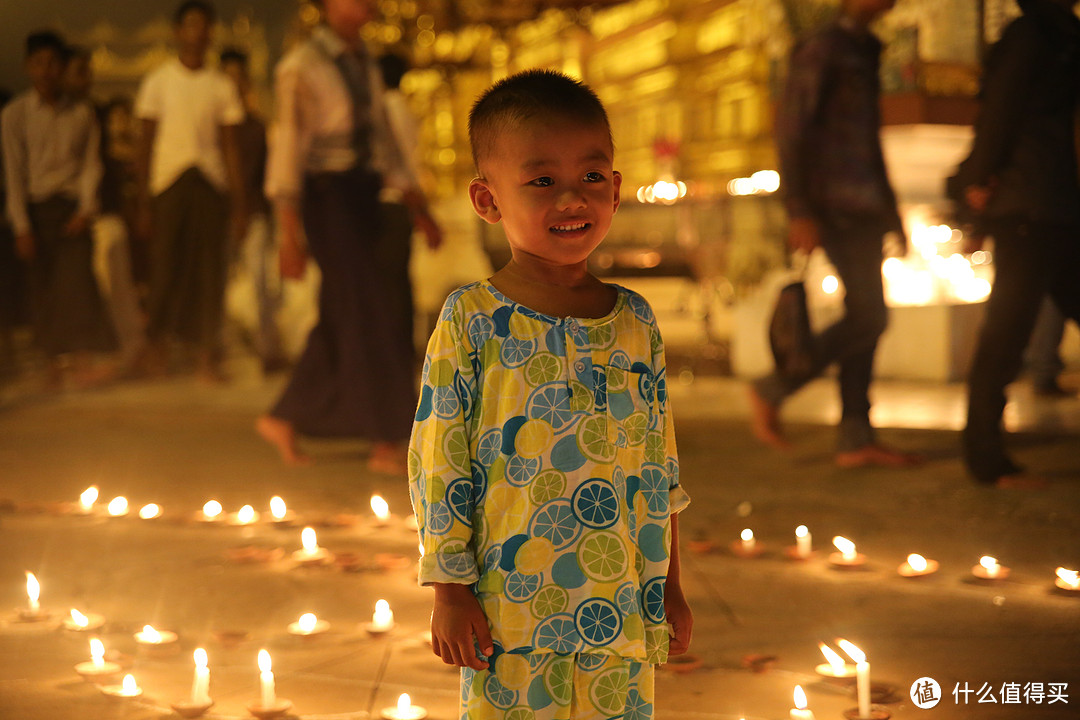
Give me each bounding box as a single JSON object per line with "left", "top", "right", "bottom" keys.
{"left": 727, "top": 526, "right": 1080, "bottom": 590}
{"left": 70, "top": 486, "right": 399, "bottom": 526}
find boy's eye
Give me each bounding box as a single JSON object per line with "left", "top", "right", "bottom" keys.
{"left": 584, "top": 171, "right": 606, "bottom": 182}
{"left": 530, "top": 177, "right": 554, "bottom": 187}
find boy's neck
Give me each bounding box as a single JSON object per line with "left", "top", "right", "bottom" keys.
{"left": 178, "top": 51, "right": 206, "bottom": 70}
{"left": 490, "top": 260, "right": 616, "bottom": 319}
{"left": 33, "top": 86, "right": 61, "bottom": 106}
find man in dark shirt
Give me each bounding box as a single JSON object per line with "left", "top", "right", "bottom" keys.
{"left": 749, "top": 0, "right": 920, "bottom": 468}
{"left": 957, "top": 0, "right": 1080, "bottom": 487}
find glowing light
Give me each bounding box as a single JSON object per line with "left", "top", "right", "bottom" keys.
{"left": 794, "top": 684, "right": 808, "bottom": 710}
{"left": 202, "top": 500, "right": 222, "bottom": 519}
{"left": 70, "top": 609, "right": 89, "bottom": 628}
{"left": 1056, "top": 567, "right": 1079, "bottom": 589}
{"left": 907, "top": 554, "right": 928, "bottom": 573}
{"left": 139, "top": 625, "right": 163, "bottom": 644}
{"left": 237, "top": 505, "right": 257, "bottom": 524}
{"left": 90, "top": 638, "right": 105, "bottom": 667}
{"left": 740, "top": 528, "right": 754, "bottom": 542}
{"left": 832, "top": 536, "right": 857, "bottom": 562}
{"left": 194, "top": 647, "right": 208, "bottom": 669}
{"left": 372, "top": 599, "right": 395, "bottom": 631}
{"left": 79, "top": 486, "right": 99, "bottom": 512}
{"left": 298, "top": 613, "right": 318, "bottom": 634}
{"left": 270, "top": 496, "right": 287, "bottom": 520}
{"left": 819, "top": 642, "right": 847, "bottom": 672}
{"left": 138, "top": 503, "right": 161, "bottom": 520}
{"left": 750, "top": 170, "right": 780, "bottom": 193}
{"left": 258, "top": 649, "right": 272, "bottom": 673}
{"left": 107, "top": 496, "right": 129, "bottom": 517}
{"left": 955, "top": 277, "right": 991, "bottom": 303}
{"left": 836, "top": 638, "right": 866, "bottom": 664}
{"left": 25, "top": 572, "right": 40, "bottom": 612}
{"left": 371, "top": 495, "right": 391, "bottom": 522}
{"left": 980, "top": 555, "right": 1000, "bottom": 577}
{"left": 122, "top": 674, "right": 138, "bottom": 694}
{"left": 301, "top": 527, "right": 319, "bottom": 554}
{"left": 821, "top": 275, "right": 839, "bottom": 294}
{"left": 796, "top": 525, "right": 809, "bottom": 539}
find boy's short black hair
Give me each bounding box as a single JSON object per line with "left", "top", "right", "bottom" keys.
{"left": 219, "top": 47, "right": 248, "bottom": 67}
{"left": 468, "top": 69, "right": 612, "bottom": 172}
{"left": 174, "top": 0, "right": 216, "bottom": 26}
{"left": 378, "top": 53, "right": 408, "bottom": 91}
{"left": 26, "top": 31, "right": 66, "bottom": 60}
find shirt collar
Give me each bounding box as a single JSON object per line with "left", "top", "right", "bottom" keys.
{"left": 29, "top": 88, "right": 71, "bottom": 112}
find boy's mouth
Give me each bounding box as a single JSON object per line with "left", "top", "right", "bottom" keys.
{"left": 550, "top": 221, "right": 591, "bottom": 234}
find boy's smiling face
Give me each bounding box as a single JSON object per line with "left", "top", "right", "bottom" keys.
{"left": 470, "top": 118, "right": 621, "bottom": 275}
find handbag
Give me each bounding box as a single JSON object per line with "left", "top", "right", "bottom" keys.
{"left": 768, "top": 256, "right": 815, "bottom": 380}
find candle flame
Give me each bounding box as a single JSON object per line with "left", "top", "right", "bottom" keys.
{"left": 202, "top": 500, "right": 222, "bottom": 519}
{"left": 301, "top": 526, "right": 318, "bottom": 553}
{"left": 818, "top": 642, "right": 846, "bottom": 670}
{"left": 107, "top": 496, "right": 128, "bottom": 516}
{"left": 908, "top": 554, "right": 928, "bottom": 572}
{"left": 373, "top": 599, "right": 393, "bottom": 627}
{"left": 25, "top": 572, "right": 40, "bottom": 604}
{"left": 194, "top": 648, "right": 208, "bottom": 669}
{"left": 140, "top": 625, "right": 162, "bottom": 643}
{"left": 237, "top": 505, "right": 257, "bottom": 524}
{"left": 794, "top": 684, "right": 808, "bottom": 710}
{"left": 258, "top": 649, "right": 272, "bottom": 673}
{"left": 138, "top": 503, "right": 161, "bottom": 520}
{"left": 70, "top": 609, "right": 89, "bottom": 627}
{"left": 90, "top": 638, "right": 105, "bottom": 662}
{"left": 836, "top": 638, "right": 866, "bottom": 664}
{"left": 740, "top": 528, "right": 754, "bottom": 542}
{"left": 832, "top": 536, "right": 856, "bottom": 560}
{"left": 270, "top": 496, "right": 287, "bottom": 520}
{"left": 1056, "top": 567, "right": 1079, "bottom": 588}
{"left": 298, "top": 613, "right": 318, "bottom": 633}
{"left": 371, "top": 494, "right": 390, "bottom": 521}
{"left": 79, "top": 486, "right": 99, "bottom": 510}
{"left": 397, "top": 693, "right": 412, "bottom": 713}
{"left": 980, "top": 556, "right": 999, "bottom": 574}
{"left": 795, "top": 524, "right": 808, "bottom": 538}
{"left": 122, "top": 674, "right": 137, "bottom": 694}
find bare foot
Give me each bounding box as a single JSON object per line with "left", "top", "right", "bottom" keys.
{"left": 748, "top": 385, "right": 790, "bottom": 449}
{"left": 994, "top": 473, "right": 1049, "bottom": 490}
{"left": 256, "top": 415, "right": 311, "bottom": 466}
{"left": 835, "top": 444, "right": 924, "bottom": 469}
{"left": 368, "top": 442, "right": 407, "bottom": 475}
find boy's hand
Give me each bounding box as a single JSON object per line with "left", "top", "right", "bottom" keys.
{"left": 431, "top": 583, "right": 494, "bottom": 670}
{"left": 664, "top": 582, "right": 693, "bottom": 656}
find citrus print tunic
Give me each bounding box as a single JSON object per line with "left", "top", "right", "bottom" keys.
{"left": 409, "top": 281, "right": 690, "bottom": 665}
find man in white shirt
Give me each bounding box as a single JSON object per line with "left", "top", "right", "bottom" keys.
{"left": 1, "top": 31, "right": 116, "bottom": 386}
{"left": 134, "top": 0, "right": 245, "bottom": 383}
{"left": 256, "top": 0, "right": 441, "bottom": 468}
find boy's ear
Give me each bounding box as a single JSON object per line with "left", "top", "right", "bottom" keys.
{"left": 469, "top": 178, "right": 501, "bottom": 224}
{"left": 612, "top": 170, "right": 622, "bottom": 214}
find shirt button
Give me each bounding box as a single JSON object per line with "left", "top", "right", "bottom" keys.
{"left": 574, "top": 360, "right": 586, "bottom": 373}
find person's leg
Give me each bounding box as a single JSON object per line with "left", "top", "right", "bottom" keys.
{"left": 143, "top": 175, "right": 190, "bottom": 373}
{"left": 93, "top": 215, "right": 146, "bottom": 372}
{"left": 187, "top": 173, "right": 230, "bottom": 382}
{"left": 964, "top": 222, "right": 1047, "bottom": 484}
{"left": 1025, "top": 295, "right": 1067, "bottom": 395}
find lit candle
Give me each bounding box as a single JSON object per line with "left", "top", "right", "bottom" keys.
{"left": 191, "top": 648, "right": 210, "bottom": 705}
{"left": 740, "top": 529, "right": 756, "bottom": 554}
{"left": 138, "top": 503, "right": 162, "bottom": 520}
{"left": 135, "top": 624, "right": 178, "bottom": 646}
{"left": 908, "top": 553, "right": 927, "bottom": 573}
{"left": 795, "top": 525, "right": 812, "bottom": 558}
{"left": 899, "top": 552, "right": 939, "bottom": 577}
{"left": 815, "top": 642, "right": 855, "bottom": 677}
{"left": 790, "top": 685, "right": 816, "bottom": 720}
{"left": 91, "top": 638, "right": 106, "bottom": 668}
{"left": 981, "top": 556, "right": 999, "bottom": 577}
{"left": 79, "top": 486, "right": 99, "bottom": 513}
{"left": 64, "top": 608, "right": 105, "bottom": 632}
{"left": 833, "top": 536, "right": 857, "bottom": 562}
{"left": 371, "top": 495, "right": 391, "bottom": 524}
{"left": 258, "top": 649, "right": 275, "bottom": 707}
{"left": 25, "top": 571, "right": 40, "bottom": 614}
{"left": 236, "top": 504, "right": 258, "bottom": 524}
{"left": 380, "top": 692, "right": 428, "bottom": 720}
{"left": 1055, "top": 567, "right": 1079, "bottom": 591}
{"left": 270, "top": 496, "right": 287, "bottom": 521}
{"left": 75, "top": 638, "right": 122, "bottom": 680}
{"left": 101, "top": 673, "right": 143, "bottom": 698}
{"left": 200, "top": 500, "right": 223, "bottom": 521}
{"left": 70, "top": 609, "right": 89, "bottom": 629}
{"left": 288, "top": 612, "right": 329, "bottom": 636}
{"left": 301, "top": 527, "right": 319, "bottom": 555}
{"left": 369, "top": 599, "right": 395, "bottom": 633}
{"left": 838, "top": 640, "right": 871, "bottom": 719}
{"left": 107, "top": 496, "right": 129, "bottom": 517}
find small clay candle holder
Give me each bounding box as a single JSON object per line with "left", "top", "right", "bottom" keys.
{"left": 729, "top": 539, "right": 764, "bottom": 558}
{"left": 971, "top": 561, "right": 1010, "bottom": 581}
{"left": 1054, "top": 578, "right": 1080, "bottom": 594}
{"left": 171, "top": 701, "right": 214, "bottom": 718}
{"left": 100, "top": 675, "right": 142, "bottom": 698}
{"left": 843, "top": 707, "right": 891, "bottom": 720}
{"left": 75, "top": 660, "right": 122, "bottom": 682}
{"left": 828, "top": 552, "right": 867, "bottom": 569}
{"left": 247, "top": 699, "right": 292, "bottom": 719}
{"left": 287, "top": 614, "right": 330, "bottom": 638}
{"left": 784, "top": 545, "right": 817, "bottom": 561}
{"left": 291, "top": 547, "right": 334, "bottom": 566}
{"left": 381, "top": 694, "right": 428, "bottom": 720}
{"left": 63, "top": 611, "right": 106, "bottom": 632}
{"left": 898, "top": 557, "right": 939, "bottom": 578}
{"left": 15, "top": 607, "right": 53, "bottom": 623}
{"left": 815, "top": 662, "right": 857, "bottom": 679}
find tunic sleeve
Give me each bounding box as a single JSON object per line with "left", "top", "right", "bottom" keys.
{"left": 409, "top": 294, "right": 480, "bottom": 586}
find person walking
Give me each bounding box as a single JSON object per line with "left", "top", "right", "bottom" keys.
{"left": 256, "top": 0, "right": 441, "bottom": 470}
{"left": 956, "top": 0, "right": 1080, "bottom": 487}
{"left": 748, "top": 0, "right": 920, "bottom": 468}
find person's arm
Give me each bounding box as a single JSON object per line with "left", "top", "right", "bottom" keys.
{"left": 67, "top": 104, "right": 103, "bottom": 237}
{"left": 408, "top": 294, "right": 486, "bottom": 669}
{"left": 1, "top": 101, "right": 34, "bottom": 259}
{"left": 776, "top": 35, "right": 830, "bottom": 252}
{"left": 265, "top": 57, "right": 309, "bottom": 278}
{"left": 665, "top": 513, "right": 692, "bottom": 656}
{"left": 134, "top": 118, "right": 157, "bottom": 242}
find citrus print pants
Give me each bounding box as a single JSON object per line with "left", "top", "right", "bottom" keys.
{"left": 461, "top": 652, "right": 654, "bottom": 720}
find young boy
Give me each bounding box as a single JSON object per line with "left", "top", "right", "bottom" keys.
{"left": 409, "top": 69, "right": 691, "bottom": 720}
{"left": 1, "top": 31, "right": 115, "bottom": 386}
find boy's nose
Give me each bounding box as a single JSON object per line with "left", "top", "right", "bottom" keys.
{"left": 556, "top": 189, "right": 587, "bottom": 211}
